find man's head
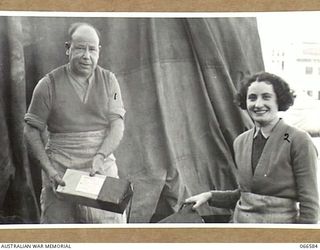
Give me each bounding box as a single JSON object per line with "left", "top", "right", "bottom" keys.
{"left": 65, "top": 23, "right": 101, "bottom": 78}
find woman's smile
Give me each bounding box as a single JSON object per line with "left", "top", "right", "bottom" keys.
{"left": 246, "top": 81, "right": 279, "bottom": 127}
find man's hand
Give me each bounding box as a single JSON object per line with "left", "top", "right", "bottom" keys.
{"left": 24, "top": 124, "right": 65, "bottom": 192}
{"left": 48, "top": 172, "right": 65, "bottom": 193}
{"left": 184, "top": 191, "right": 212, "bottom": 210}
{"left": 90, "top": 153, "right": 105, "bottom": 176}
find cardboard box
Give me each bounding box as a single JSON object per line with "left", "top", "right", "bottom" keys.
{"left": 56, "top": 169, "right": 133, "bottom": 214}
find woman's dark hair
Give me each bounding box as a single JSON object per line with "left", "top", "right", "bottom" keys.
{"left": 236, "top": 72, "right": 295, "bottom": 111}
{"left": 65, "top": 22, "right": 101, "bottom": 49}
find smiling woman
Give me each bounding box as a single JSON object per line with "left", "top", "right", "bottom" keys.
{"left": 246, "top": 82, "right": 279, "bottom": 127}
{"left": 186, "top": 72, "right": 319, "bottom": 224}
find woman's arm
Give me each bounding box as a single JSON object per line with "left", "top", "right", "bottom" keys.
{"left": 291, "top": 131, "right": 319, "bottom": 223}
{"left": 185, "top": 189, "right": 240, "bottom": 210}
{"left": 208, "top": 189, "right": 241, "bottom": 209}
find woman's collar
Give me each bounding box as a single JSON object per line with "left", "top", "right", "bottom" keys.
{"left": 254, "top": 118, "right": 282, "bottom": 139}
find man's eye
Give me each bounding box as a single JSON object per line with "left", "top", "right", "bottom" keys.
{"left": 263, "top": 95, "right": 271, "bottom": 100}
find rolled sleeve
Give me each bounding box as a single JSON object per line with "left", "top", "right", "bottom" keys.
{"left": 24, "top": 76, "right": 52, "bottom": 131}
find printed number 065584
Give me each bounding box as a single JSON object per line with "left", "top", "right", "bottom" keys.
{"left": 300, "top": 244, "right": 318, "bottom": 248}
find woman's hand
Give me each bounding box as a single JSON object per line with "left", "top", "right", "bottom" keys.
{"left": 90, "top": 153, "right": 105, "bottom": 176}
{"left": 185, "top": 191, "right": 212, "bottom": 209}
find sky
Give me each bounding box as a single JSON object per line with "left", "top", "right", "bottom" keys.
{"left": 257, "top": 12, "right": 320, "bottom": 45}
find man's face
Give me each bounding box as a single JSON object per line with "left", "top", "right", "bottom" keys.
{"left": 246, "top": 81, "right": 279, "bottom": 127}
{"left": 68, "top": 25, "right": 100, "bottom": 78}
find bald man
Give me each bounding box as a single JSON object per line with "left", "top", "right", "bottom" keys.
{"left": 24, "top": 23, "right": 126, "bottom": 224}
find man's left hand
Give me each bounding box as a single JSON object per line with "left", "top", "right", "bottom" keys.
{"left": 90, "top": 153, "right": 105, "bottom": 176}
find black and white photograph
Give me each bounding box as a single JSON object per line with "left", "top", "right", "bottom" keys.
{"left": 0, "top": 11, "right": 320, "bottom": 233}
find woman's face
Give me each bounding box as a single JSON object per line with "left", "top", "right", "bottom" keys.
{"left": 246, "top": 81, "right": 279, "bottom": 127}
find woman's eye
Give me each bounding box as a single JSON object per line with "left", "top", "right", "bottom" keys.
{"left": 247, "top": 95, "right": 257, "bottom": 101}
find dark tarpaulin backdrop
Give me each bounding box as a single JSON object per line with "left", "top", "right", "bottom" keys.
{"left": 0, "top": 16, "right": 264, "bottom": 223}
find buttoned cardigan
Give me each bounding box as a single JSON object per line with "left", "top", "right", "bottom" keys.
{"left": 233, "top": 119, "right": 319, "bottom": 223}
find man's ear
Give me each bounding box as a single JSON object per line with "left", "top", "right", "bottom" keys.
{"left": 65, "top": 42, "right": 70, "bottom": 56}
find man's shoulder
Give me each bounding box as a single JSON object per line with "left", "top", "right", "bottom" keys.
{"left": 95, "top": 66, "right": 119, "bottom": 87}
{"left": 47, "top": 64, "right": 68, "bottom": 77}
{"left": 41, "top": 65, "right": 69, "bottom": 87}
{"left": 96, "top": 65, "right": 114, "bottom": 76}
{"left": 36, "top": 66, "right": 65, "bottom": 89}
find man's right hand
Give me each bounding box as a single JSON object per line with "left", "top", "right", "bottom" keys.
{"left": 24, "top": 124, "right": 66, "bottom": 192}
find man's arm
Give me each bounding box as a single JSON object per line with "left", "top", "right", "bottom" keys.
{"left": 98, "top": 118, "right": 125, "bottom": 158}
{"left": 24, "top": 123, "right": 65, "bottom": 188}
{"left": 91, "top": 118, "right": 124, "bottom": 176}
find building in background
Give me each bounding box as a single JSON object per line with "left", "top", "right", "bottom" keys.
{"left": 258, "top": 14, "right": 320, "bottom": 100}
{"left": 268, "top": 42, "right": 320, "bottom": 100}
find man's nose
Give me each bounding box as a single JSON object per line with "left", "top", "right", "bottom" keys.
{"left": 82, "top": 46, "right": 90, "bottom": 58}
